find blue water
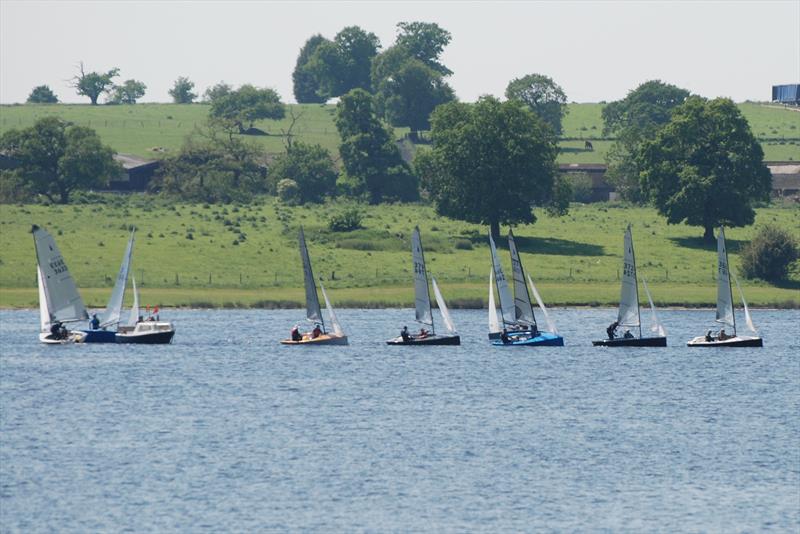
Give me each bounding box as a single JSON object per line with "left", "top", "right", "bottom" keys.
{"left": 1, "top": 308, "right": 798, "bottom": 531}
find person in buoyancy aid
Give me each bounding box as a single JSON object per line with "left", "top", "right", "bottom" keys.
{"left": 607, "top": 321, "right": 619, "bottom": 340}
{"left": 90, "top": 313, "right": 100, "bottom": 330}
{"left": 400, "top": 326, "right": 411, "bottom": 342}
{"left": 51, "top": 321, "right": 63, "bottom": 340}
{"left": 291, "top": 325, "right": 302, "bottom": 342}
{"left": 500, "top": 328, "right": 510, "bottom": 344}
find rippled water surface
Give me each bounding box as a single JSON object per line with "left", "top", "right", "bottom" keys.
{"left": 1, "top": 308, "right": 799, "bottom": 531}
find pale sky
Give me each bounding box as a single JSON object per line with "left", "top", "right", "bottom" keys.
{"left": 1, "top": 0, "right": 798, "bottom": 104}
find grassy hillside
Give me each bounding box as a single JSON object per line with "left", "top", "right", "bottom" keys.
{"left": 1, "top": 102, "right": 797, "bottom": 163}
{"left": 1, "top": 199, "right": 797, "bottom": 308}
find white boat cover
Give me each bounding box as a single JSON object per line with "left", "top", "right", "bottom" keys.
{"left": 33, "top": 226, "right": 88, "bottom": 324}
{"left": 412, "top": 227, "right": 433, "bottom": 327}
{"left": 101, "top": 230, "right": 135, "bottom": 328}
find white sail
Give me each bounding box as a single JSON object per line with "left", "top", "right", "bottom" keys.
{"left": 32, "top": 225, "right": 88, "bottom": 324}
{"left": 319, "top": 282, "right": 344, "bottom": 336}
{"left": 489, "top": 233, "right": 515, "bottom": 323}
{"left": 100, "top": 230, "right": 135, "bottom": 328}
{"left": 412, "top": 227, "right": 433, "bottom": 327}
{"left": 431, "top": 277, "right": 456, "bottom": 334}
{"left": 732, "top": 272, "right": 757, "bottom": 334}
{"left": 715, "top": 227, "right": 736, "bottom": 332}
{"left": 37, "top": 266, "right": 50, "bottom": 332}
{"left": 508, "top": 230, "right": 536, "bottom": 327}
{"left": 488, "top": 269, "right": 500, "bottom": 333}
{"left": 641, "top": 276, "right": 666, "bottom": 337}
{"left": 617, "top": 225, "right": 641, "bottom": 329}
{"left": 127, "top": 275, "right": 140, "bottom": 327}
{"left": 528, "top": 274, "right": 558, "bottom": 335}
{"left": 298, "top": 227, "right": 323, "bottom": 326}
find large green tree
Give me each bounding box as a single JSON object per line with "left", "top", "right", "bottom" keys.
{"left": 416, "top": 96, "right": 559, "bottom": 239}
{"left": 335, "top": 89, "right": 417, "bottom": 203}
{"left": 303, "top": 26, "right": 380, "bottom": 100}
{"left": 394, "top": 21, "right": 452, "bottom": 76}
{"left": 27, "top": 85, "right": 58, "bottom": 103}
{"left": 169, "top": 76, "right": 197, "bottom": 103}
{"left": 209, "top": 84, "right": 285, "bottom": 134}
{"left": 71, "top": 62, "right": 119, "bottom": 105}
{"left": 505, "top": 74, "right": 568, "bottom": 135}
{"left": 108, "top": 79, "right": 147, "bottom": 104}
{"left": 156, "top": 128, "right": 265, "bottom": 202}
{"left": 374, "top": 58, "right": 455, "bottom": 134}
{"left": 292, "top": 34, "right": 329, "bottom": 103}
{"left": 602, "top": 80, "right": 691, "bottom": 201}
{"left": 0, "top": 117, "right": 119, "bottom": 203}
{"left": 637, "top": 97, "right": 771, "bottom": 242}
{"left": 203, "top": 82, "right": 232, "bottom": 103}
{"left": 268, "top": 142, "right": 337, "bottom": 204}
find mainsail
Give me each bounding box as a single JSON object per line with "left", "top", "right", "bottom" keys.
{"left": 508, "top": 230, "right": 536, "bottom": 327}
{"left": 617, "top": 225, "right": 641, "bottom": 332}
{"left": 100, "top": 230, "right": 135, "bottom": 328}
{"left": 319, "top": 282, "right": 344, "bottom": 336}
{"left": 32, "top": 225, "right": 88, "bottom": 324}
{"left": 431, "top": 277, "right": 456, "bottom": 334}
{"left": 715, "top": 227, "right": 736, "bottom": 333}
{"left": 488, "top": 269, "right": 501, "bottom": 333}
{"left": 488, "top": 233, "right": 515, "bottom": 324}
{"left": 412, "top": 227, "right": 433, "bottom": 327}
{"left": 127, "top": 275, "right": 140, "bottom": 327}
{"left": 298, "top": 227, "right": 323, "bottom": 328}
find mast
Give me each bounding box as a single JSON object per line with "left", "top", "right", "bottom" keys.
{"left": 412, "top": 227, "right": 435, "bottom": 334}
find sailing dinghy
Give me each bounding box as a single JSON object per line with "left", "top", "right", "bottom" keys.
{"left": 489, "top": 231, "right": 563, "bottom": 346}
{"left": 593, "top": 225, "right": 667, "bottom": 347}
{"left": 33, "top": 225, "right": 88, "bottom": 344}
{"left": 386, "top": 227, "right": 460, "bottom": 345}
{"left": 687, "top": 227, "right": 762, "bottom": 347}
{"left": 83, "top": 229, "right": 135, "bottom": 343}
{"left": 281, "top": 227, "right": 348, "bottom": 345}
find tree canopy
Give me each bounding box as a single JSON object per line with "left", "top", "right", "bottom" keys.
{"left": 71, "top": 62, "right": 119, "bottom": 105}
{"left": 169, "top": 77, "right": 197, "bottom": 104}
{"left": 27, "top": 85, "right": 58, "bottom": 104}
{"left": 505, "top": 74, "right": 568, "bottom": 135}
{"left": 636, "top": 97, "right": 771, "bottom": 241}
{"left": 602, "top": 80, "right": 691, "bottom": 201}
{"left": 209, "top": 84, "right": 285, "bottom": 134}
{"left": 108, "top": 79, "right": 147, "bottom": 104}
{"left": 0, "top": 117, "right": 119, "bottom": 203}
{"left": 394, "top": 21, "right": 452, "bottom": 76}
{"left": 203, "top": 82, "right": 232, "bottom": 103}
{"left": 335, "top": 89, "right": 417, "bottom": 203}
{"left": 302, "top": 26, "right": 381, "bottom": 100}
{"left": 416, "top": 96, "right": 559, "bottom": 239}
{"left": 268, "top": 142, "right": 337, "bottom": 204}
{"left": 292, "top": 34, "right": 329, "bottom": 103}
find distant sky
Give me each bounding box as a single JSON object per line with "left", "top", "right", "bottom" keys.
{"left": 1, "top": 0, "right": 798, "bottom": 104}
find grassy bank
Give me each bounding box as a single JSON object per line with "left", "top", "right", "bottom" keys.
{"left": 1, "top": 102, "right": 797, "bottom": 162}
{"left": 1, "top": 199, "right": 797, "bottom": 308}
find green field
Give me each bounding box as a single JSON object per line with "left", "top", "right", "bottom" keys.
{"left": 1, "top": 102, "right": 797, "bottom": 163}
{"left": 1, "top": 199, "right": 797, "bottom": 309}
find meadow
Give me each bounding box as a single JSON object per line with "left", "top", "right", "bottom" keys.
{"left": 1, "top": 102, "right": 797, "bottom": 163}
{"left": 1, "top": 199, "right": 797, "bottom": 309}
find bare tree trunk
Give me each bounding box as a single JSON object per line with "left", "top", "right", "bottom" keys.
{"left": 490, "top": 220, "right": 500, "bottom": 241}
{"left": 704, "top": 225, "right": 714, "bottom": 243}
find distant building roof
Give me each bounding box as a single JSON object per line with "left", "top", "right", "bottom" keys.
{"left": 113, "top": 153, "right": 159, "bottom": 170}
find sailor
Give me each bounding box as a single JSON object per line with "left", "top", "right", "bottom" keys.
{"left": 50, "top": 321, "right": 63, "bottom": 339}
{"left": 623, "top": 329, "right": 634, "bottom": 339}
{"left": 291, "top": 325, "right": 302, "bottom": 342}
{"left": 606, "top": 321, "right": 619, "bottom": 340}
{"left": 400, "top": 326, "right": 411, "bottom": 342}
{"left": 531, "top": 324, "right": 540, "bottom": 337}
{"left": 312, "top": 324, "right": 322, "bottom": 339}
{"left": 90, "top": 313, "right": 100, "bottom": 330}
{"left": 718, "top": 329, "right": 728, "bottom": 341}
{"left": 500, "top": 328, "right": 510, "bottom": 344}
{"left": 705, "top": 330, "right": 713, "bottom": 342}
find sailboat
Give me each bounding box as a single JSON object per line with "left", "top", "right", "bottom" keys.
{"left": 687, "top": 227, "right": 763, "bottom": 347}
{"left": 82, "top": 229, "right": 136, "bottom": 343}
{"left": 33, "top": 225, "right": 88, "bottom": 344}
{"left": 489, "top": 230, "right": 563, "bottom": 346}
{"left": 281, "top": 227, "right": 348, "bottom": 345}
{"left": 386, "top": 227, "right": 460, "bottom": 345}
{"left": 593, "top": 225, "right": 667, "bottom": 347}
{"left": 115, "top": 273, "right": 176, "bottom": 344}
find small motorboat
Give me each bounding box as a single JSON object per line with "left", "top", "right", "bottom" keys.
{"left": 114, "top": 280, "right": 175, "bottom": 344}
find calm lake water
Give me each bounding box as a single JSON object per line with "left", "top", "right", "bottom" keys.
{"left": 1, "top": 308, "right": 798, "bottom": 532}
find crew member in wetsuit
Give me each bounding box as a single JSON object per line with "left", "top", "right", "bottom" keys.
{"left": 400, "top": 326, "right": 410, "bottom": 342}
{"left": 500, "top": 328, "right": 510, "bottom": 344}
{"left": 607, "top": 320, "right": 619, "bottom": 340}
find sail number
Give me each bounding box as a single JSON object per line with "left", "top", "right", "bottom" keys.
{"left": 49, "top": 257, "right": 68, "bottom": 275}
{"left": 719, "top": 261, "right": 728, "bottom": 277}
{"left": 414, "top": 261, "right": 425, "bottom": 275}
{"left": 623, "top": 261, "right": 636, "bottom": 278}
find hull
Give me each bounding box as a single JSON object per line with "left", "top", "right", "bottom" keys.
{"left": 115, "top": 321, "right": 175, "bottom": 344}
{"left": 492, "top": 332, "right": 564, "bottom": 347}
{"left": 386, "top": 334, "right": 461, "bottom": 346}
{"left": 81, "top": 329, "right": 118, "bottom": 343}
{"left": 39, "top": 331, "right": 86, "bottom": 344}
{"left": 687, "top": 335, "right": 763, "bottom": 347}
{"left": 593, "top": 336, "right": 667, "bottom": 347}
{"left": 281, "top": 334, "right": 349, "bottom": 346}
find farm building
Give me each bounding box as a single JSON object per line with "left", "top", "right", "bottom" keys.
{"left": 771, "top": 84, "right": 800, "bottom": 105}
{"left": 107, "top": 154, "right": 161, "bottom": 191}
{"left": 558, "top": 163, "right": 614, "bottom": 202}
{"left": 768, "top": 162, "right": 800, "bottom": 199}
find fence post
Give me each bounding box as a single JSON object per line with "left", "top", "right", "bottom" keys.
{"left": 140, "top": 269, "right": 144, "bottom": 286}
{"left": 175, "top": 273, "right": 179, "bottom": 285}
{"left": 209, "top": 273, "right": 212, "bottom": 285}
